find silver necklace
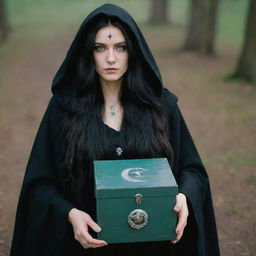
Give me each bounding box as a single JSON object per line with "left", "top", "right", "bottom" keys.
{"left": 110, "top": 100, "right": 120, "bottom": 117}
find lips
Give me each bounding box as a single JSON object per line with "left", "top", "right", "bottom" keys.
{"left": 104, "top": 68, "right": 119, "bottom": 74}
{"left": 105, "top": 68, "right": 118, "bottom": 70}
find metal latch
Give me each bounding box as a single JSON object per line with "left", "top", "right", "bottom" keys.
{"left": 135, "top": 193, "right": 143, "bottom": 205}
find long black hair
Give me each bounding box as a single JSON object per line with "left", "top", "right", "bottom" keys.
{"left": 60, "top": 14, "right": 174, "bottom": 206}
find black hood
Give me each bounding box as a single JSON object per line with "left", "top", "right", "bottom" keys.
{"left": 51, "top": 3, "right": 172, "bottom": 108}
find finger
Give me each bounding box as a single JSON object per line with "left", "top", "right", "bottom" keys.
{"left": 174, "top": 215, "right": 187, "bottom": 243}
{"left": 176, "top": 227, "right": 185, "bottom": 242}
{"left": 87, "top": 218, "right": 102, "bottom": 233}
{"left": 176, "top": 209, "right": 187, "bottom": 233}
{"left": 171, "top": 239, "right": 177, "bottom": 244}
{"left": 171, "top": 209, "right": 188, "bottom": 244}
{"left": 90, "top": 243, "right": 108, "bottom": 249}
{"left": 173, "top": 200, "right": 182, "bottom": 213}
{"left": 83, "top": 232, "right": 107, "bottom": 245}
{"left": 82, "top": 241, "right": 91, "bottom": 249}
{"left": 171, "top": 225, "right": 185, "bottom": 244}
{"left": 81, "top": 239, "right": 108, "bottom": 249}
{"left": 170, "top": 219, "right": 183, "bottom": 244}
{"left": 82, "top": 242, "right": 107, "bottom": 249}
{"left": 170, "top": 226, "right": 185, "bottom": 244}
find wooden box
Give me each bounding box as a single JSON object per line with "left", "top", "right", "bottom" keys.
{"left": 93, "top": 158, "right": 178, "bottom": 243}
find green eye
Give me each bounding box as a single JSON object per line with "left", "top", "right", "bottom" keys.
{"left": 116, "top": 45, "right": 127, "bottom": 51}
{"left": 94, "top": 46, "right": 105, "bottom": 52}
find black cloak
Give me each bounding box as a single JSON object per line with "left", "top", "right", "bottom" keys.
{"left": 10, "top": 3, "right": 220, "bottom": 256}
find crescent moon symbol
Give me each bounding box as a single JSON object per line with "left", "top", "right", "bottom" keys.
{"left": 121, "top": 167, "right": 149, "bottom": 183}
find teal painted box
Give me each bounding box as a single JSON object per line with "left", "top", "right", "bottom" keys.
{"left": 93, "top": 158, "right": 178, "bottom": 243}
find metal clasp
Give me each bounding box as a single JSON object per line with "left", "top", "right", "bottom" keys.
{"left": 135, "top": 193, "right": 143, "bottom": 205}
{"left": 128, "top": 209, "right": 148, "bottom": 229}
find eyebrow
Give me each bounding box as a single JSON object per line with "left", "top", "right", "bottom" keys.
{"left": 94, "top": 41, "right": 126, "bottom": 45}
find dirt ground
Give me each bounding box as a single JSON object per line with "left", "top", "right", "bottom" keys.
{"left": 0, "top": 26, "right": 255, "bottom": 256}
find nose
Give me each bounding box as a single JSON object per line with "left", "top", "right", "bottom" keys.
{"left": 107, "top": 48, "right": 116, "bottom": 64}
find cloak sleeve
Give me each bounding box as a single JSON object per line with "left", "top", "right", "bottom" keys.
{"left": 163, "top": 89, "right": 220, "bottom": 256}
{"left": 10, "top": 97, "right": 75, "bottom": 256}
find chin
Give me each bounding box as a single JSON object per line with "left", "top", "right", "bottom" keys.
{"left": 101, "top": 75, "right": 123, "bottom": 82}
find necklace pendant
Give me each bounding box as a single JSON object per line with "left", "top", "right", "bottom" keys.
{"left": 110, "top": 105, "right": 116, "bottom": 117}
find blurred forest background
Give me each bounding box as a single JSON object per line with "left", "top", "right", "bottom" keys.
{"left": 0, "top": 0, "right": 255, "bottom": 256}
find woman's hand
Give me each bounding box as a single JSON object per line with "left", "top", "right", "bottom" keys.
{"left": 171, "top": 193, "right": 189, "bottom": 244}
{"left": 68, "top": 208, "right": 108, "bottom": 249}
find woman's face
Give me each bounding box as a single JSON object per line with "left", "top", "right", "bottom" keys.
{"left": 93, "top": 24, "right": 129, "bottom": 85}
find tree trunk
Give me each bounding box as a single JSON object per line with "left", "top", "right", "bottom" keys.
{"left": 183, "top": 0, "right": 207, "bottom": 52}
{"left": 205, "top": 0, "right": 220, "bottom": 54}
{"left": 149, "top": 0, "right": 169, "bottom": 25}
{"left": 0, "top": 0, "right": 9, "bottom": 43}
{"left": 183, "top": 0, "right": 220, "bottom": 55}
{"left": 232, "top": 0, "right": 256, "bottom": 84}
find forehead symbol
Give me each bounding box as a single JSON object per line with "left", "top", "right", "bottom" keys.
{"left": 107, "top": 33, "right": 112, "bottom": 40}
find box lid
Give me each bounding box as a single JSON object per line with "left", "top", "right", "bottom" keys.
{"left": 94, "top": 158, "right": 178, "bottom": 199}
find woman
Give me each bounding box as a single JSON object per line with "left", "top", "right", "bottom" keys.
{"left": 10, "top": 3, "right": 220, "bottom": 256}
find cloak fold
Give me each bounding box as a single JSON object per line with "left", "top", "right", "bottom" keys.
{"left": 164, "top": 93, "right": 220, "bottom": 256}
{"left": 10, "top": 99, "right": 75, "bottom": 256}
